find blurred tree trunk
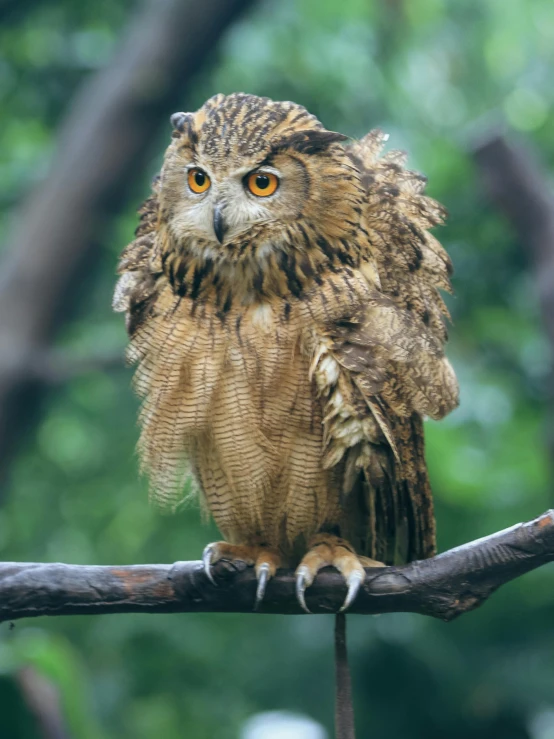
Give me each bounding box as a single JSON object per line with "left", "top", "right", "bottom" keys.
{"left": 0, "top": 0, "right": 257, "bottom": 494}
{"left": 473, "top": 135, "right": 554, "bottom": 466}
{"left": 16, "top": 668, "right": 72, "bottom": 739}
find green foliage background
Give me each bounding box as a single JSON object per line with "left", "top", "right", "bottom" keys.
{"left": 1, "top": 0, "right": 554, "bottom": 737}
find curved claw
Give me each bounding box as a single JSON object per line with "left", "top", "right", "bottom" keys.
{"left": 254, "top": 563, "right": 270, "bottom": 611}
{"left": 202, "top": 544, "right": 217, "bottom": 586}
{"left": 295, "top": 566, "right": 312, "bottom": 614}
{"left": 339, "top": 569, "right": 364, "bottom": 612}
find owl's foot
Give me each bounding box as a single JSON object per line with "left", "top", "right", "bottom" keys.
{"left": 202, "top": 541, "right": 281, "bottom": 610}
{"left": 295, "top": 534, "right": 384, "bottom": 614}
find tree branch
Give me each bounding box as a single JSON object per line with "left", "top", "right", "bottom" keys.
{"left": 472, "top": 133, "right": 554, "bottom": 353}
{"left": 19, "top": 348, "right": 125, "bottom": 385}
{"left": 1, "top": 511, "right": 553, "bottom": 623}
{"left": 472, "top": 133, "right": 554, "bottom": 464}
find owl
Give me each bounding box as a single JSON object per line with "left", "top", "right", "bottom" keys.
{"left": 113, "top": 92, "right": 459, "bottom": 613}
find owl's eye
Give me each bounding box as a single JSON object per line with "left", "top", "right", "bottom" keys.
{"left": 188, "top": 168, "right": 211, "bottom": 194}
{"left": 247, "top": 171, "right": 279, "bottom": 197}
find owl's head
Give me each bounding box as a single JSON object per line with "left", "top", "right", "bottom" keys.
{"left": 159, "top": 93, "right": 364, "bottom": 278}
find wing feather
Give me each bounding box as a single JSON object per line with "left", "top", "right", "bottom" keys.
{"left": 319, "top": 133, "right": 458, "bottom": 562}
{"left": 113, "top": 176, "right": 162, "bottom": 337}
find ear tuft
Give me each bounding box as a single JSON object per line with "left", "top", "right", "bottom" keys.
{"left": 170, "top": 112, "right": 192, "bottom": 132}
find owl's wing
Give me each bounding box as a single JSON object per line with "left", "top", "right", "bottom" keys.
{"left": 113, "top": 176, "right": 162, "bottom": 337}
{"left": 314, "top": 133, "right": 458, "bottom": 563}
{"left": 336, "top": 411, "right": 435, "bottom": 566}
{"left": 114, "top": 178, "right": 190, "bottom": 512}
{"left": 351, "top": 130, "right": 454, "bottom": 345}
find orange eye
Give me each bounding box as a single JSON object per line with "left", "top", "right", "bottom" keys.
{"left": 247, "top": 171, "right": 279, "bottom": 197}
{"left": 188, "top": 168, "right": 210, "bottom": 194}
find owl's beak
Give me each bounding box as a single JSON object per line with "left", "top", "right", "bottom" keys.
{"left": 213, "top": 205, "right": 228, "bottom": 244}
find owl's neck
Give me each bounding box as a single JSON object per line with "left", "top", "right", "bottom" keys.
{"left": 158, "top": 228, "right": 364, "bottom": 313}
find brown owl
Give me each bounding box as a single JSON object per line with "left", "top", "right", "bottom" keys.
{"left": 113, "top": 92, "right": 459, "bottom": 613}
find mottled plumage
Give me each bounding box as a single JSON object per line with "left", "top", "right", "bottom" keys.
{"left": 114, "top": 93, "right": 458, "bottom": 593}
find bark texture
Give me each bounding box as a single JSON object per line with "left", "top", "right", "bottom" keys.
{"left": 1, "top": 510, "right": 553, "bottom": 622}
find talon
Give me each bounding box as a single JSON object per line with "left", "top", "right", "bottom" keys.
{"left": 339, "top": 570, "right": 364, "bottom": 612}
{"left": 255, "top": 563, "right": 270, "bottom": 610}
{"left": 296, "top": 566, "right": 311, "bottom": 614}
{"left": 202, "top": 544, "right": 217, "bottom": 586}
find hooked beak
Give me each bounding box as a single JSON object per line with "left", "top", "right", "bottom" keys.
{"left": 213, "top": 205, "right": 228, "bottom": 244}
